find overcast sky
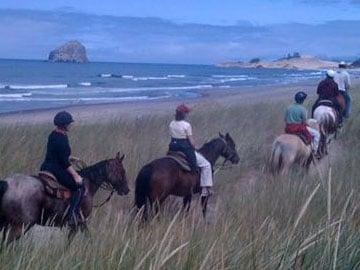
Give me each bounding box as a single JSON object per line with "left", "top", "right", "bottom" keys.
{"left": 0, "top": 1, "right": 359, "bottom": 64}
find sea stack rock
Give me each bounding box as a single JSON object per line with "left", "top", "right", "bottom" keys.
{"left": 48, "top": 40, "right": 88, "bottom": 63}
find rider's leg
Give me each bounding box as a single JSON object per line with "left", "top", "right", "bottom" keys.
{"left": 195, "top": 152, "right": 213, "bottom": 197}
{"left": 306, "top": 126, "right": 320, "bottom": 153}
{"left": 344, "top": 92, "right": 351, "bottom": 118}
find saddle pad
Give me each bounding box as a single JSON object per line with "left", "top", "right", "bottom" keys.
{"left": 166, "top": 151, "right": 192, "bottom": 172}
{"left": 38, "top": 171, "right": 72, "bottom": 200}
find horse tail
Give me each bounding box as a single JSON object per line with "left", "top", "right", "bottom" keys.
{"left": 0, "top": 180, "right": 8, "bottom": 207}
{"left": 270, "top": 142, "right": 283, "bottom": 174}
{"left": 135, "top": 164, "right": 152, "bottom": 211}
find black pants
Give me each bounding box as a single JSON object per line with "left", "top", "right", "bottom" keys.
{"left": 169, "top": 139, "right": 197, "bottom": 170}
{"left": 41, "top": 162, "right": 83, "bottom": 222}
{"left": 41, "top": 162, "right": 78, "bottom": 191}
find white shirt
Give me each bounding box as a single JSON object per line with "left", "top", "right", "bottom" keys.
{"left": 334, "top": 69, "right": 351, "bottom": 92}
{"left": 169, "top": 120, "right": 192, "bottom": 139}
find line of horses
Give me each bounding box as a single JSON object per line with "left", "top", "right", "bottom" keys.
{"left": 270, "top": 102, "right": 342, "bottom": 175}
{"left": 0, "top": 100, "right": 342, "bottom": 244}
{"left": 0, "top": 133, "right": 239, "bottom": 243}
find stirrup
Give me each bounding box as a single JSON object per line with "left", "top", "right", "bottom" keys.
{"left": 200, "top": 187, "right": 213, "bottom": 197}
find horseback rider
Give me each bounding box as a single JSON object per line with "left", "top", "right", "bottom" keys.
{"left": 168, "top": 104, "right": 213, "bottom": 197}
{"left": 334, "top": 61, "right": 351, "bottom": 118}
{"left": 40, "top": 111, "right": 84, "bottom": 226}
{"left": 285, "top": 92, "right": 320, "bottom": 156}
{"left": 312, "top": 69, "right": 343, "bottom": 124}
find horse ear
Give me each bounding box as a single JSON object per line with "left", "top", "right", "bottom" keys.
{"left": 116, "top": 152, "right": 125, "bottom": 162}
{"left": 219, "top": 132, "right": 225, "bottom": 138}
{"left": 225, "top": 133, "right": 230, "bottom": 139}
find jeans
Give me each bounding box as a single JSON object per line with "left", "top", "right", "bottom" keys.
{"left": 339, "top": 91, "right": 351, "bottom": 118}
{"left": 169, "top": 138, "right": 197, "bottom": 170}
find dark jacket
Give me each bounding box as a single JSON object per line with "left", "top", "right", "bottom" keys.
{"left": 41, "top": 131, "right": 76, "bottom": 190}
{"left": 317, "top": 77, "right": 340, "bottom": 100}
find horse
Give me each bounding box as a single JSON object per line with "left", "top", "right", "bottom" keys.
{"left": 134, "top": 133, "right": 240, "bottom": 220}
{"left": 0, "top": 152, "right": 129, "bottom": 243}
{"left": 313, "top": 94, "right": 345, "bottom": 156}
{"left": 270, "top": 133, "right": 314, "bottom": 176}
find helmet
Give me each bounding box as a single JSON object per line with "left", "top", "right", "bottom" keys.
{"left": 339, "top": 61, "right": 347, "bottom": 68}
{"left": 294, "top": 91, "right": 307, "bottom": 104}
{"left": 326, "top": 69, "right": 335, "bottom": 78}
{"left": 176, "top": 104, "right": 191, "bottom": 114}
{"left": 54, "top": 111, "right": 74, "bottom": 127}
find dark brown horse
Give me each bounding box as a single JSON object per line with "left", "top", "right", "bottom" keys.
{"left": 134, "top": 133, "right": 239, "bottom": 219}
{"left": 0, "top": 152, "right": 129, "bottom": 243}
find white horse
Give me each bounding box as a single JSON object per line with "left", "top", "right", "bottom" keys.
{"left": 313, "top": 105, "right": 338, "bottom": 156}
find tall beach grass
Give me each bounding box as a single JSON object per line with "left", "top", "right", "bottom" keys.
{"left": 0, "top": 88, "right": 359, "bottom": 269}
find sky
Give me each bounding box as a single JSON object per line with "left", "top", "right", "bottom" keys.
{"left": 0, "top": 0, "right": 359, "bottom": 64}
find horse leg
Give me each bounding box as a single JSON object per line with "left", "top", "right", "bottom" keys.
{"left": 182, "top": 194, "right": 192, "bottom": 213}
{"left": 201, "top": 196, "right": 209, "bottom": 218}
{"left": 5, "top": 224, "right": 24, "bottom": 243}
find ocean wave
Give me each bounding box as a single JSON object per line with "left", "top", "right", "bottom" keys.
{"left": 78, "top": 82, "right": 92, "bottom": 86}
{"left": 0, "top": 93, "right": 32, "bottom": 98}
{"left": 212, "top": 75, "right": 249, "bottom": 78}
{"left": 4, "top": 84, "right": 68, "bottom": 90}
{"left": 0, "top": 95, "right": 171, "bottom": 102}
{"left": 131, "top": 76, "right": 168, "bottom": 81}
{"left": 104, "top": 84, "right": 213, "bottom": 93}
{"left": 167, "top": 75, "right": 186, "bottom": 78}
{"left": 99, "top": 73, "right": 122, "bottom": 78}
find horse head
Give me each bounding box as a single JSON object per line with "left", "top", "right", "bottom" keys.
{"left": 106, "top": 152, "right": 130, "bottom": 195}
{"left": 219, "top": 132, "right": 240, "bottom": 164}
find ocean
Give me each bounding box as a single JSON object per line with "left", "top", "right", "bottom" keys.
{"left": 0, "top": 59, "right": 341, "bottom": 114}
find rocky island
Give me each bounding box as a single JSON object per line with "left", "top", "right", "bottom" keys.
{"left": 48, "top": 40, "right": 88, "bottom": 63}
{"left": 219, "top": 53, "right": 338, "bottom": 70}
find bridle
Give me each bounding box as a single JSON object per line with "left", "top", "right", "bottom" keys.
{"left": 78, "top": 159, "right": 121, "bottom": 208}
{"left": 213, "top": 137, "right": 239, "bottom": 174}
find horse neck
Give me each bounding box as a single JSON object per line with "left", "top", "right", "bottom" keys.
{"left": 80, "top": 160, "right": 108, "bottom": 196}
{"left": 198, "top": 138, "right": 225, "bottom": 166}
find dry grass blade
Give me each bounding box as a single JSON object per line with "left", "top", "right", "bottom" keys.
{"left": 333, "top": 190, "right": 353, "bottom": 270}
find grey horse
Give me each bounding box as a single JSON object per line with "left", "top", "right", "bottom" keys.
{"left": 0, "top": 152, "right": 129, "bottom": 243}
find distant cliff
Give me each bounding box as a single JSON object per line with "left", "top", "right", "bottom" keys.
{"left": 48, "top": 41, "right": 88, "bottom": 63}
{"left": 219, "top": 54, "right": 338, "bottom": 70}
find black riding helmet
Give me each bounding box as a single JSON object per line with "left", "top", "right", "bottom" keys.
{"left": 54, "top": 111, "right": 74, "bottom": 127}
{"left": 294, "top": 91, "right": 307, "bottom": 104}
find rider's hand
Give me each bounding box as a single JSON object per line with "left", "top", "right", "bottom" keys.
{"left": 74, "top": 175, "right": 83, "bottom": 185}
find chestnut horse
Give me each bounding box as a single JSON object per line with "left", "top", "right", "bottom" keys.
{"left": 0, "top": 152, "right": 129, "bottom": 243}
{"left": 134, "top": 133, "right": 239, "bottom": 219}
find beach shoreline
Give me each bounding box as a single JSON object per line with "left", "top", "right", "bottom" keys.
{"left": 0, "top": 79, "right": 356, "bottom": 125}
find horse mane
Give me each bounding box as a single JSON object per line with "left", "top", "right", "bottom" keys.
{"left": 80, "top": 159, "right": 108, "bottom": 184}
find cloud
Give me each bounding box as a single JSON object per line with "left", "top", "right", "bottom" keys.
{"left": 0, "top": 9, "right": 359, "bottom": 63}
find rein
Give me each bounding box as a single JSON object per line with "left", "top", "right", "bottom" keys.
{"left": 75, "top": 158, "right": 117, "bottom": 208}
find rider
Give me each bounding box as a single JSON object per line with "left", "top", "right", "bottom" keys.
{"left": 285, "top": 92, "right": 320, "bottom": 155}
{"left": 168, "top": 104, "right": 213, "bottom": 197}
{"left": 40, "top": 111, "right": 84, "bottom": 226}
{"left": 334, "top": 61, "right": 351, "bottom": 118}
{"left": 312, "top": 70, "right": 342, "bottom": 124}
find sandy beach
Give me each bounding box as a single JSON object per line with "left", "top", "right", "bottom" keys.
{"left": 0, "top": 79, "right": 329, "bottom": 125}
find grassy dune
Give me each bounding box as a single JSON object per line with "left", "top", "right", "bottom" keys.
{"left": 0, "top": 88, "right": 359, "bottom": 269}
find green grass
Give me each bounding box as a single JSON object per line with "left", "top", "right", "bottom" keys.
{"left": 0, "top": 88, "right": 360, "bottom": 269}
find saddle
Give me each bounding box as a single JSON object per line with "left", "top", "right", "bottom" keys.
{"left": 38, "top": 171, "right": 72, "bottom": 200}
{"left": 166, "top": 151, "right": 192, "bottom": 172}
{"left": 285, "top": 123, "right": 312, "bottom": 146}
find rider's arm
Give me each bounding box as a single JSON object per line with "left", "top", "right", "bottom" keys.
{"left": 187, "top": 135, "right": 196, "bottom": 149}
{"left": 67, "top": 166, "right": 83, "bottom": 184}
{"left": 186, "top": 123, "right": 196, "bottom": 149}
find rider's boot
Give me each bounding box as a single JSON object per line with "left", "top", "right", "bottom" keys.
{"left": 67, "top": 186, "right": 85, "bottom": 227}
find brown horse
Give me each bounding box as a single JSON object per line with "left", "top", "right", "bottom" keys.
{"left": 0, "top": 152, "right": 129, "bottom": 243}
{"left": 134, "top": 133, "right": 239, "bottom": 219}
